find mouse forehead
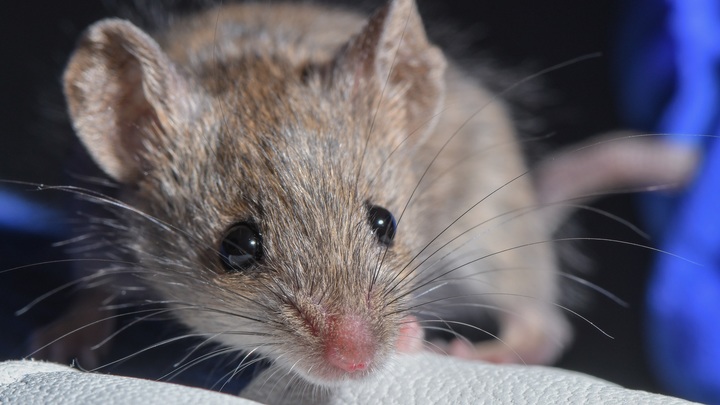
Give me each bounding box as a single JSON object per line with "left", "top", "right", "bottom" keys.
{"left": 198, "top": 53, "right": 405, "bottom": 149}
{"left": 211, "top": 117, "right": 399, "bottom": 215}
{"left": 153, "top": 55, "right": 415, "bottom": 232}
{"left": 201, "top": 61, "right": 405, "bottom": 190}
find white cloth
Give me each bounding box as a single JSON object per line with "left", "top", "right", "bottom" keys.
{"left": 0, "top": 355, "right": 697, "bottom": 404}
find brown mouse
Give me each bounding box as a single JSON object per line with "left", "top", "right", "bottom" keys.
{"left": 29, "top": 0, "right": 699, "bottom": 387}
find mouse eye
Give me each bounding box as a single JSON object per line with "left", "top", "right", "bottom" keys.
{"left": 219, "top": 222, "right": 263, "bottom": 272}
{"left": 366, "top": 204, "right": 397, "bottom": 245}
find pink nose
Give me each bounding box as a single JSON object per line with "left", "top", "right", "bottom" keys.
{"left": 323, "top": 314, "right": 374, "bottom": 373}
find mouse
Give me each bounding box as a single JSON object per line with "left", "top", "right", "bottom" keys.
{"left": 26, "top": 0, "right": 700, "bottom": 388}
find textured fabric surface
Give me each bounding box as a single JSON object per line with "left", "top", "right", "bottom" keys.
{"left": 0, "top": 360, "right": 259, "bottom": 405}
{"left": 0, "top": 356, "right": 698, "bottom": 404}
{"left": 241, "top": 354, "right": 698, "bottom": 404}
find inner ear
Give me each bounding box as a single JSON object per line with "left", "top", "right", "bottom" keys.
{"left": 333, "top": 0, "right": 447, "bottom": 143}
{"left": 63, "top": 19, "right": 195, "bottom": 184}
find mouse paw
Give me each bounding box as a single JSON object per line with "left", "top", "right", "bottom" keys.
{"left": 395, "top": 316, "right": 425, "bottom": 353}
{"left": 447, "top": 311, "right": 571, "bottom": 365}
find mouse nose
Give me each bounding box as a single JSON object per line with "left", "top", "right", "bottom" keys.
{"left": 323, "top": 314, "right": 375, "bottom": 373}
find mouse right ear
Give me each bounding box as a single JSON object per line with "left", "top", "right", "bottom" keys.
{"left": 63, "top": 19, "right": 195, "bottom": 184}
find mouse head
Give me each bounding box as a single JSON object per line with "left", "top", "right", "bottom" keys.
{"left": 63, "top": 0, "right": 445, "bottom": 384}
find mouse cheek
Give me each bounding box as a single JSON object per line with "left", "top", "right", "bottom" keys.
{"left": 395, "top": 315, "right": 424, "bottom": 353}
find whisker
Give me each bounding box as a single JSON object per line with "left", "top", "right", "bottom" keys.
{"left": 215, "top": 347, "right": 267, "bottom": 392}
{"left": 559, "top": 273, "right": 628, "bottom": 307}
{"left": 90, "top": 306, "right": 200, "bottom": 352}
{"left": 396, "top": 177, "right": 668, "bottom": 302}
{"left": 24, "top": 306, "right": 176, "bottom": 362}
{"left": 391, "top": 294, "right": 516, "bottom": 318}
{"left": 402, "top": 199, "right": 647, "bottom": 291}
{"left": 366, "top": 5, "right": 420, "bottom": 291}
{"left": 172, "top": 332, "right": 230, "bottom": 368}
{"left": 400, "top": 236, "right": 699, "bottom": 307}
{"left": 2, "top": 179, "right": 237, "bottom": 272}
{"left": 392, "top": 53, "right": 603, "bottom": 233}
{"left": 162, "top": 346, "right": 238, "bottom": 383}
{"left": 553, "top": 132, "right": 717, "bottom": 155}
{"left": 421, "top": 131, "right": 557, "bottom": 189}
{"left": 384, "top": 169, "right": 535, "bottom": 297}
{"left": 409, "top": 264, "right": 628, "bottom": 311}
{"left": 91, "top": 332, "right": 229, "bottom": 372}
{"left": 15, "top": 265, "right": 130, "bottom": 315}
{"left": 1, "top": 258, "right": 134, "bottom": 276}
{"left": 419, "top": 324, "right": 473, "bottom": 347}
{"left": 354, "top": 0, "right": 415, "bottom": 197}
{"left": 424, "top": 319, "right": 525, "bottom": 364}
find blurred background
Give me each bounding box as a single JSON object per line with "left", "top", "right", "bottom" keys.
{"left": 1, "top": 0, "right": 709, "bottom": 401}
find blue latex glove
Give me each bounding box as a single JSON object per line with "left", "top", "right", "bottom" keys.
{"left": 617, "top": 0, "right": 720, "bottom": 402}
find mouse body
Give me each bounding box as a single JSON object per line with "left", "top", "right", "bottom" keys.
{"left": 34, "top": 0, "right": 694, "bottom": 387}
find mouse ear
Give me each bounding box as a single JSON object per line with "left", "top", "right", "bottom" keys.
{"left": 334, "top": 0, "right": 446, "bottom": 143}
{"left": 63, "top": 19, "right": 195, "bottom": 184}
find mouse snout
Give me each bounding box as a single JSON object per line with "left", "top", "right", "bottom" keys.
{"left": 323, "top": 314, "right": 376, "bottom": 373}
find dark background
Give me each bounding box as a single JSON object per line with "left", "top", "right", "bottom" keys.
{"left": 0, "top": 0, "right": 664, "bottom": 396}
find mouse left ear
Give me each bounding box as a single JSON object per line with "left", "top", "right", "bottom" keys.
{"left": 334, "top": 0, "right": 446, "bottom": 144}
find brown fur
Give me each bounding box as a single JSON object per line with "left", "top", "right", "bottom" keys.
{"left": 42, "top": 0, "right": 575, "bottom": 385}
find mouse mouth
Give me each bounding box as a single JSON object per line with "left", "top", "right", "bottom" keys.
{"left": 303, "top": 314, "right": 423, "bottom": 384}
{"left": 307, "top": 361, "right": 378, "bottom": 384}
{"left": 285, "top": 312, "right": 389, "bottom": 385}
